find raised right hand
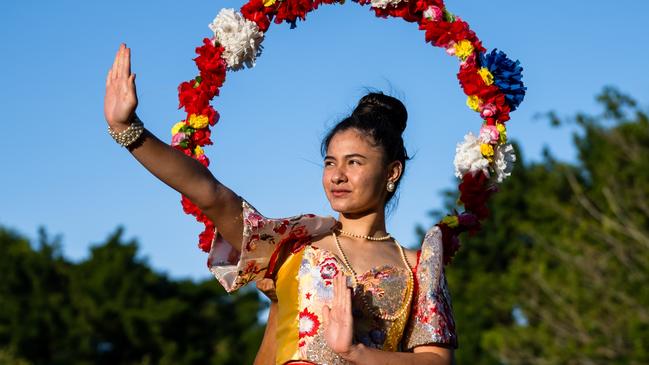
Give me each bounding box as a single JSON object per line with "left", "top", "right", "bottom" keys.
{"left": 104, "top": 43, "right": 138, "bottom": 132}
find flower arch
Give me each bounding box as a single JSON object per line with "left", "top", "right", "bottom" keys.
{"left": 171, "top": 0, "right": 526, "bottom": 265}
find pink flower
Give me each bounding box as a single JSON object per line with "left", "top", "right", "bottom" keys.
{"left": 171, "top": 132, "right": 187, "bottom": 147}
{"left": 422, "top": 5, "right": 443, "bottom": 21}
{"left": 479, "top": 124, "right": 499, "bottom": 144}
{"left": 445, "top": 41, "right": 456, "bottom": 56}
{"left": 480, "top": 103, "right": 497, "bottom": 119}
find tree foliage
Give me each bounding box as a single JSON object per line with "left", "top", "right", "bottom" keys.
{"left": 421, "top": 87, "right": 649, "bottom": 364}
{"left": 0, "top": 226, "right": 265, "bottom": 365}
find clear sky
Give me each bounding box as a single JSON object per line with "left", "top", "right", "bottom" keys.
{"left": 1, "top": 0, "right": 647, "bottom": 280}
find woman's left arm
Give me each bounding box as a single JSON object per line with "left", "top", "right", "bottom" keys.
{"left": 340, "top": 344, "right": 453, "bottom": 365}
{"left": 323, "top": 274, "right": 454, "bottom": 365}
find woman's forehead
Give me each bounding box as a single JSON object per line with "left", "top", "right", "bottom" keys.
{"left": 327, "top": 129, "right": 380, "bottom": 156}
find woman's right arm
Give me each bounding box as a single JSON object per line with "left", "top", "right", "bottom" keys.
{"left": 104, "top": 43, "right": 244, "bottom": 247}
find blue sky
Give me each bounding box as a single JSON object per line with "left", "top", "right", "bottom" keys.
{"left": 1, "top": 0, "right": 647, "bottom": 280}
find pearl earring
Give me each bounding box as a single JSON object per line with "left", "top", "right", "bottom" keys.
{"left": 387, "top": 181, "right": 396, "bottom": 192}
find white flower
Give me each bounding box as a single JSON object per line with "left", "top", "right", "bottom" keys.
{"left": 209, "top": 8, "right": 264, "bottom": 71}
{"left": 370, "top": 0, "right": 405, "bottom": 9}
{"left": 493, "top": 143, "right": 516, "bottom": 183}
{"left": 453, "top": 132, "right": 490, "bottom": 179}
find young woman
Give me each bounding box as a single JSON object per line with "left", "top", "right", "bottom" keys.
{"left": 105, "top": 43, "right": 457, "bottom": 365}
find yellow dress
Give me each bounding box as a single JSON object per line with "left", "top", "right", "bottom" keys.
{"left": 207, "top": 199, "right": 458, "bottom": 365}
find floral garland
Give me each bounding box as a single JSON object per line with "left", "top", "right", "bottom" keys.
{"left": 170, "top": 0, "right": 526, "bottom": 266}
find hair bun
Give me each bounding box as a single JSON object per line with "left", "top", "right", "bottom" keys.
{"left": 352, "top": 92, "right": 408, "bottom": 134}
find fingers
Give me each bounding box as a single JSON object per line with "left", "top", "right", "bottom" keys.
{"left": 341, "top": 275, "right": 351, "bottom": 315}
{"left": 116, "top": 44, "right": 124, "bottom": 79}
{"left": 129, "top": 73, "right": 137, "bottom": 94}
{"left": 333, "top": 272, "right": 342, "bottom": 308}
{"left": 111, "top": 44, "right": 120, "bottom": 81}
{"left": 333, "top": 273, "right": 351, "bottom": 315}
{"left": 322, "top": 305, "right": 330, "bottom": 327}
{"left": 125, "top": 46, "right": 131, "bottom": 76}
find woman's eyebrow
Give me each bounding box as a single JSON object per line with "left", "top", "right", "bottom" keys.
{"left": 324, "top": 153, "right": 367, "bottom": 160}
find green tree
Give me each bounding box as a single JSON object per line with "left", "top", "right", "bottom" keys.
{"left": 420, "top": 87, "right": 649, "bottom": 364}
{"left": 0, "top": 225, "right": 266, "bottom": 365}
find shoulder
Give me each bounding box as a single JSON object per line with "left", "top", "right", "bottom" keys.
{"left": 241, "top": 199, "right": 337, "bottom": 239}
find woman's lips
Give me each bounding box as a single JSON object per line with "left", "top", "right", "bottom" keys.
{"left": 332, "top": 190, "right": 351, "bottom": 197}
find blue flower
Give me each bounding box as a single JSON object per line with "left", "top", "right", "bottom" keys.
{"left": 479, "top": 49, "right": 526, "bottom": 111}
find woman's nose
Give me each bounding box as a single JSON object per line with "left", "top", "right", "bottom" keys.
{"left": 331, "top": 166, "right": 347, "bottom": 183}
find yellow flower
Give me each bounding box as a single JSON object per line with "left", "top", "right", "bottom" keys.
{"left": 454, "top": 40, "right": 474, "bottom": 60}
{"left": 171, "top": 121, "right": 185, "bottom": 136}
{"left": 481, "top": 143, "right": 495, "bottom": 162}
{"left": 496, "top": 123, "right": 507, "bottom": 144}
{"left": 263, "top": 0, "right": 276, "bottom": 6}
{"left": 478, "top": 67, "right": 494, "bottom": 86}
{"left": 466, "top": 95, "right": 482, "bottom": 112}
{"left": 188, "top": 114, "right": 209, "bottom": 129}
{"left": 194, "top": 146, "right": 204, "bottom": 156}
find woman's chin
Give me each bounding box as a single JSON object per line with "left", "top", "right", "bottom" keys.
{"left": 328, "top": 200, "right": 352, "bottom": 213}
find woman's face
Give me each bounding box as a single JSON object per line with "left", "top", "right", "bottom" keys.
{"left": 323, "top": 128, "right": 396, "bottom": 215}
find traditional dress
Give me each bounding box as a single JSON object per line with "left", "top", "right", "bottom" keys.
{"left": 207, "top": 199, "right": 458, "bottom": 365}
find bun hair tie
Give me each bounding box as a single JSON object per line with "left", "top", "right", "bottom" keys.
{"left": 170, "top": 0, "right": 527, "bottom": 265}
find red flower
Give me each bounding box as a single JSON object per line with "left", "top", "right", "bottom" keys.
{"left": 437, "top": 222, "right": 460, "bottom": 265}
{"left": 182, "top": 195, "right": 214, "bottom": 252}
{"left": 274, "top": 0, "right": 315, "bottom": 27}
{"left": 181, "top": 195, "right": 200, "bottom": 215}
{"left": 198, "top": 223, "right": 215, "bottom": 252}
{"left": 192, "top": 128, "right": 213, "bottom": 146}
{"left": 178, "top": 81, "right": 211, "bottom": 114}
{"left": 481, "top": 92, "right": 511, "bottom": 124}
{"left": 241, "top": 0, "right": 274, "bottom": 32}
{"left": 457, "top": 64, "right": 489, "bottom": 97}
{"left": 196, "top": 154, "right": 209, "bottom": 167}
{"left": 364, "top": 0, "right": 433, "bottom": 22}
{"left": 419, "top": 18, "right": 484, "bottom": 52}
{"left": 458, "top": 171, "right": 497, "bottom": 220}
{"left": 194, "top": 38, "right": 227, "bottom": 76}
{"left": 457, "top": 212, "right": 481, "bottom": 235}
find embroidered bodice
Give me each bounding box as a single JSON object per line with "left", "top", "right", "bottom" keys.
{"left": 207, "top": 199, "right": 457, "bottom": 364}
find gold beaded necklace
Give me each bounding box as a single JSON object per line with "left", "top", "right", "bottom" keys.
{"left": 332, "top": 230, "right": 414, "bottom": 321}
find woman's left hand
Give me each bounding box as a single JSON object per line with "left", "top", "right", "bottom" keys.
{"left": 323, "top": 273, "right": 355, "bottom": 355}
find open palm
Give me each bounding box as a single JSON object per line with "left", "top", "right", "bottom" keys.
{"left": 323, "top": 273, "right": 354, "bottom": 355}
{"left": 104, "top": 43, "right": 138, "bottom": 129}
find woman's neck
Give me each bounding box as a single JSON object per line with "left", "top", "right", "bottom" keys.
{"left": 337, "top": 209, "right": 388, "bottom": 238}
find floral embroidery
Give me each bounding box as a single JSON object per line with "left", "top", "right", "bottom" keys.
{"left": 357, "top": 266, "right": 395, "bottom": 298}
{"left": 299, "top": 307, "right": 320, "bottom": 339}
{"left": 319, "top": 257, "right": 339, "bottom": 286}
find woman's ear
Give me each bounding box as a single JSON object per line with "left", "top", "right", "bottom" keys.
{"left": 387, "top": 160, "right": 403, "bottom": 184}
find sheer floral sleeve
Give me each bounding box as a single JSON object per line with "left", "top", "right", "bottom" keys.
{"left": 402, "top": 225, "right": 458, "bottom": 350}
{"left": 206, "top": 198, "right": 336, "bottom": 293}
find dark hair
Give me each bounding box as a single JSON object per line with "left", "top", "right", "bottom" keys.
{"left": 321, "top": 91, "right": 410, "bottom": 210}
